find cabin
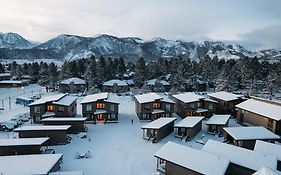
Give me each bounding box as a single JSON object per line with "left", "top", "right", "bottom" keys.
{"left": 154, "top": 141, "right": 230, "bottom": 175}
{"left": 141, "top": 117, "right": 176, "bottom": 143}
{"left": 202, "top": 140, "right": 278, "bottom": 175}
{"left": 29, "top": 94, "right": 77, "bottom": 123}
{"left": 0, "top": 154, "right": 63, "bottom": 175}
{"left": 134, "top": 92, "right": 175, "bottom": 121}
{"left": 0, "top": 137, "right": 49, "bottom": 156}
{"left": 0, "top": 73, "right": 11, "bottom": 80}
{"left": 172, "top": 92, "right": 218, "bottom": 118}
{"left": 145, "top": 79, "right": 171, "bottom": 92}
{"left": 59, "top": 77, "right": 87, "bottom": 94}
{"left": 81, "top": 92, "right": 119, "bottom": 123}
{"left": 236, "top": 98, "right": 281, "bottom": 136}
{"left": 207, "top": 91, "right": 244, "bottom": 115}
{"left": 206, "top": 114, "right": 231, "bottom": 136}
{"left": 174, "top": 116, "right": 204, "bottom": 141}
{"left": 14, "top": 125, "right": 71, "bottom": 145}
{"left": 0, "top": 80, "right": 29, "bottom": 88}
{"left": 102, "top": 79, "right": 129, "bottom": 93}
{"left": 254, "top": 140, "right": 281, "bottom": 171}
{"left": 223, "top": 126, "right": 280, "bottom": 150}
{"left": 41, "top": 117, "right": 87, "bottom": 134}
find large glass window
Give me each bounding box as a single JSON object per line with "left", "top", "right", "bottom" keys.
{"left": 110, "top": 104, "right": 115, "bottom": 111}
{"left": 58, "top": 106, "right": 64, "bottom": 112}
{"left": 34, "top": 106, "right": 40, "bottom": 114}
{"left": 47, "top": 105, "right": 54, "bottom": 111}
{"left": 96, "top": 102, "right": 105, "bottom": 109}
{"left": 153, "top": 103, "right": 161, "bottom": 109}
{"left": 208, "top": 103, "right": 214, "bottom": 110}
{"left": 166, "top": 104, "right": 171, "bottom": 111}
{"left": 86, "top": 104, "right": 92, "bottom": 111}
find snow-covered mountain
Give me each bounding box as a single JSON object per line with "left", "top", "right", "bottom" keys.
{"left": 0, "top": 32, "right": 34, "bottom": 49}
{"left": 0, "top": 32, "right": 280, "bottom": 62}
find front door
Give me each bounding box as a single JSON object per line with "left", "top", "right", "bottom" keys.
{"left": 96, "top": 114, "right": 105, "bottom": 122}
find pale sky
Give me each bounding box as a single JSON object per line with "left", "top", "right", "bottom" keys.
{"left": 0, "top": 0, "right": 280, "bottom": 49}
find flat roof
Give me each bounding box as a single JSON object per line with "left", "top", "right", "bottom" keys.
{"left": 80, "top": 92, "right": 108, "bottom": 104}
{"left": 236, "top": 99, "right": 281, "bottom": 121}
{"left": 202, "top": 140, "right": 277, "bottom": 172}
{"left": 0, "top": 137, "right": 49, "bottom": 147}
{"left": 155, "top": 141, "right": 229, "bottom": 175}
{"left": 41, "top": 117, "right": 87, "bottom": 122}
{"left": 174, "top": 117, "right": 204, "bottom": 128}
{"left": 207, "top": 91, "right": 243, "bottom": 101}
{"left": 60, "top": 77, "right": 86, "bottom": 85}
{"left": 52, "top": 95, "right": 77, "bottom": 106}
{"left": 134, "top": 92, "right": 162, "bottom": 104}
{"left": 141, "top": 117, "right": 177, "bottom": 129}
{"left": 254, "top": 140, "right": 281, "bottom": 161}
{"left": 49, "top": 171, "right": 84, "bottom": 175}
{"left": 29, "top": 94, "right": 66, "bottom": 106}
{"left": 0, "top": 154, "right": 63, "bottom": 175}
{"left": 14, "top": 125, "right": 71, "bottom": 132}
{"left": 172, "top": 92, "right": 204, "bottom": 103}
{"left": 0, "top": 80, "right": 23, "bottom": 84}
{"left": 223, "top": 126, "right": 280, "bottom": 141}
{"left": 206, "top": 114, "right": 231, "bottom": 125}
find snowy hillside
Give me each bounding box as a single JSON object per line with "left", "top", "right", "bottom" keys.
{"left": 0, "top": 32, "right": 33, "bottom": 49}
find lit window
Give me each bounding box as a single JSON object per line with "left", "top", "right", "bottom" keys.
{"left": 47, "top": 105, "right": 54, "bottom": 111}
{"left": 153, "top": 103, "right": 160, "bottom": 109}
{"left": 96, "top": 103, "right": 105, "bottom": 109}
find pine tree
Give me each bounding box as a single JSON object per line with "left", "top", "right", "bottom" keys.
{"left": 134, "top": 57, "right": 146, "bottom": 87}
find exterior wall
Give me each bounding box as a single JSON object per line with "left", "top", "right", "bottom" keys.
{"left": 102, "top": 84, "right": 129, "bottom": 93}
{"left": 187, "top": 121, "right": 202, "bottom": 139}
{"left": 207, "top": 122, "right": 228, "bottom": 136}
{"left": 208, "top": 96, "right": 242, "bottom": 115}
{"left": 236, "top": 109, "right": 280, "bottom": 135}
{"left": 59, "top": 83, "right": 87, "bottom": 94}
{"left": 225, "top": 163, "right": 255, "bottom": 175}
{"left": 166, "top": 161, "right": 202, "bottom": 175}
{"left": 30, "top": 104, "right": 46, "bottom": 123}
{"left": 17, "top": 130, "right": 68, "bottom": 145}
{"left": 42, "top": 121, "right": 85, "bottom": 134}
{"left": 155, "top": 121, "right": 175, "bottom": 142}
{"left": 49, "top": 159, "right": 62, "bottom": 173}
{"left": 0, "top": 145, "right": 42, "bottom": 156}
{"left": 0, "top": 82, "right": 24, "bottom": 88}
{"left": 54, "top": 101, "right": 77, "bottom": 118}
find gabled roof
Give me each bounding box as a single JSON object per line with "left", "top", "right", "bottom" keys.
{"left": 206, "top": 114, "right": 231, "bottom": 125}
{"left": 223, "top": 126, "right": 280, "bottom": 141}
{"left": 172, "top": 92, "right": 204, "bottom": 103}
{"left": 103, "top": 79, "right": 128, "bottom": 86}
{"left": 146, "top": 79, "right": 170, "bottom": 86}
{"left": 134, "top": 92, "right": 162, "bottom": 104}
{"left": 80, "top": 92, "right": 108, "bottom": 104}
{"left": 141, "top": 117, "right": 177, "bottom": 129}
{"left": 202, "top": 140, "right": 277, "bottom": 172}
{"left": 207, "top": 91, "right": 243, "bottom": 101}
{"left": 52, "top": 95, "right": 77, "bottom": 106}
{"left": 174, "top": 116, "right": 204, "bottom": 128}
{"left": 254, "top": 140, "right": 281, "bottom": 161}
{"left": 0, "top": 137, "right": 49, "bottom": 147}
{"left": 60, "top": 77, "right": 86, "bottom": 85}
{"left": 236, "top": 99, "right": 281, "bottom": 121}
{"left": 29, "top": 94, "right": 66, "bottom": 106}
{"left": 155, "top": 141, "right": 229, "bottom": 175}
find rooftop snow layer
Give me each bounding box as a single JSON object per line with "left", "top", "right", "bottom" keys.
{"left": 253, "top": 167, "right": 280, "bottom": 175}
{"left": 141, "top": 117, "right": 177, "bottom": 129}
{"left": 155, "top": 141, "right": 229, "bottom": 175}
{"left": 0, "top": 154, "right": 63, "bottom": 175}
{"left": 206, "top": 114, "right": 231, "bottom": 125}
{"left": 49, "top": 171, "right": 84, "bottom": 175}
{"left": 14, "top": 125, "right": 71, "bottom": 131}
{"left": 0, "top": 73, "right": 10, "bottom": 77}
{"left": 236, "top": 99, "right": 281, "bottom": 121}
{"left": 174, "top": 116, "right": 204, "bottom": 128}
{"left": 103, "top": 79, "right": 128, "bottom": 86}
{"left": 202, "top": 140, "right": 277, "bottom": 171}
{"left": 0, "top": 80, "right": 23, "bottom": 84}
{"left": 134, "top": 92, "right": 162, "bottom": 104}
{"left": 41, "top": 117, "right": 87, "bottom": 122}
{"left": 254, "top": 140, "right": 281, "bottom": 160}
{"left": 80, "top": 92, "right": 108, "bottom": 104}
{"left": 60, "top": 77, "right": 86, "bottom": 85}
{"left": 172, "top": 92, "right": 204, "bottom": 103}
{"left": 29, "top": 94, "right": 66, "bottom": 106}
{"left": 0, "top": 137, "right": 49, "bottom": 147}
{"left": 52, "top": 95, "right": 77, "bottom": 106}
{"left": 207, "top": 91, "right": 243, "bottom": 101}
{"left": 146, "top": 79, "right": 170, "bottom": 86}
{"left": 223, "top": 126, "right": 280, "bottom": 140}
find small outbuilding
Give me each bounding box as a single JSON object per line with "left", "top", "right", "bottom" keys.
{"left": 102, "top": 79, "right": 129, "bottom": 93}
{"left": 206, "top": 114, "right": 231, "bottom": 136}
{"left": 174, "top": 116, "right": 204, "bottom": 141}
{"left": 141, "top": 117, "right": 176, "bottom": 143}
{"left": 41, "top": 117, "right": 87, "bottom": 134}
{"left": 0, "top": 137, "right": 49, "bottom": 156}
{"left": 223, "top": 126, "right": 280, "bottom": 150}
{"left": 59, "top": 77, "right": 87, "bottom": 94}
{"left": 14, "top": 125, "right": 71, "bottom": 145}
{"left": 0, "top": 153, "right": 63, "bottom": 175}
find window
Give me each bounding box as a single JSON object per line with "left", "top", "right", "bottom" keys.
{"left": 144, "top": 104, "right": 150, "bottom": 109}
{"left": 111, "top": 114, "right": 116, "bottom": 120}
{"left": 153, "top": 103, "right": 160, "bottom": 109}
{"left": 47, "top": 105, "right": 54, "bottom": 111}
{"left": 110, "top": 104, "right": 115, "bottom": 111}
{"left": 197, "top": 102, "right": 203, "bottom": 108}
{"left": 268, "top": 118, "right": 274, "bottom": 123}
{"left": 142, "top": 113, "right": 150, "bottom": 120}
{"left": 86, "top": 104, "right": 92, "bottom": 111}
{"left": 189, "top": 103, "right": 195, "bottom": 109}
{"left": 58, "top": 106, "right": 64, "bottom": 112}
{"left": 96, "top": 102, "right": 105, "bottom": 109}
{"left": 34, "top": 106, "right": 40, "bottom": 114}
{"left": 208, "top": 103, "right": 214, "bottom": 110}
{"left": 166, "top": 104, "right": 171, "bottom": 111}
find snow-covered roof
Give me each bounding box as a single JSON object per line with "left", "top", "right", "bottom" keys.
{"left": 172, "top": 92, "right": 204, "bottom": 103}
{"left": 155, "top": 141, "right": 229, "bottom": 175}
{"left": 141, "top": 117, "right": 176, "bottom": 129}
{"left": 42, "top": 111, "right": 56, "bottom": 118}
{"left": 94, "top": 110, "right": 107, "bottom": 115}
{"left": 0, "top": 80, "right": 23, "bottom": 84}
{"left": 80, "top": 92, "right": 108, "bottom": 104}
{"left": 204, "top": 98, "right": 219, "bottom": 103}
{"left": 207, "top": 91, "right": 243, "bottom": 101}
{"left": 174, "top": 117, "right": 204, "bottom": 128}
{"left": 151, "top": 109, "right": 165, "bottom": 114}
{"left": 0, "top": 137, "right": 49, "bottom": 147}
{"left": 223, "top": 126, "right": 280, "bottom": 141}
{"left": 60, "top": 77, "right": 86, "bottom": 85}
{"left": 253, "top": 167, "right": 280, "bottom": 175}
{"left": 49, "top": 171, "right": 84, "bottom": 175}
{"left": 103, "top": 79, "right": 128, "bottom": 86}
{"left": 196, "top": 108, "right": 208, "bottom": 113}
{"left": 161, "top": 96, "right": 175, "bottom": 104}
{"left": 236, "top": 99, "right": 281, "bottom": 121}
{"left": 0, "top": 154, "right": 63, "bottom": 175}
{"left": 52, "top": 95, "right": 77, "bottom": 106}
{"left": 254, "top": 140, "right": 281, "bottom": 161}
{"left": 0, "top": 73, "right": 10, "bottom": 77}
{"left": 206, "top": 114, "right": 231, "bottom": 125}
{"left": 134, "top": 92, "right": 162, "bottom": 104}
{"left": 14, "top": 125, "right": 71, "bottom": 131}
{"left": 29, "top": 94, "right": 66, "bottom": 106}
{"left": 146, "top": 79, "right": 170, "bottom": 86}
{"left": 41, "top": 117, "right": 87, "bottom": 122}
{"left": 202, "top": 140, "right": 277, "bottom": 172}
